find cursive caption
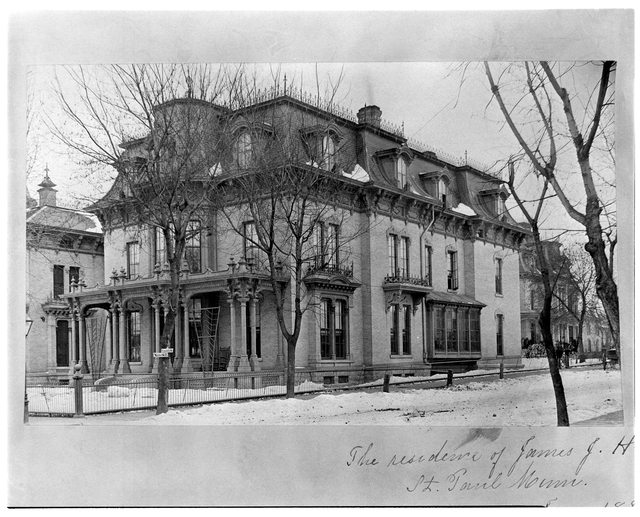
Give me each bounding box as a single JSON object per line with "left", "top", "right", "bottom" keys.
{"left": 345, "top": 433, "right": 634, "bottom": 505}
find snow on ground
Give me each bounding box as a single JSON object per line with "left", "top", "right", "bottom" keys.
{"left": 136, "top": 367, "right": 621, "bottom": 426}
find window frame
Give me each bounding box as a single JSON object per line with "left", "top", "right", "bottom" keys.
{"left": 495, "top": 257, "right": 503, "bottom": 295}
{"left": 246, "top": 300, "right": 262, "bottom": 359}
{"left": 128, "top": 311, "right": 142, "bottom": 362}
{"left": 53, "top": 264, "right": 65, "bottom": 297}
{"left": 185, "top": 220, "right": 202, "bottom": 273}
{"left": 433, "top": 305, "right": 481, "bottom": 356}
{"left": 234, "top": 131, "right": 253, "bottom": 169}
{"left": 423, "top": 244, "right": 433, "bottom": 286}
{"left": 390, "top": 303, "right": 411, "bottom": 356}
{"left": 396, "top": 157, "right": 407, "bottom": 189}
{"left": 126, "top": 241, "right": 140, "bottom": 280}
{"left": 155, "top": 227, "right": 166, "bottom": 267}
{"left": 319, "top": 297, "right": 349, "bottom": 360}
{"left": 496, "top": 313, "right": 504, "bottom": 356}
{"left": 388, "top": 233, "right": 409, "bottom": 278}
{"left": 447, "top": 250, "right": 458, "bottom": 290}
{"left": 321, "top": 134, "right": 336, "bottom": 171}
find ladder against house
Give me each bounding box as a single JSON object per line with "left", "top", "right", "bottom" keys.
{"left": 191, "top": 307, "right": 225, "bottom": 372}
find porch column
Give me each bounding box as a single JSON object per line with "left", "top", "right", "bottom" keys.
{"left": 330, "top": 302, "right": 336, "bottom": 361}
{"left": 182, "top": 299, "right": 193, "bottom": 372}
{"left": 227, "top": 297, "right": 237, "bottom": 371}
{"left": 46, "top": 313, "right": 56, "bottom": 373}
{"left": 249, "top": 297, "right": 260, "bottom": 371}
{"left": 152, "top": 301, "right": 161, "bottom": 373}
{"left": 105, "top": 311, "right": 112, "bottom": 371}
{"left": 110, "top": 306, "right": 120, "bottom": 374}
{"left": 78, "top": 311, "right": 89, "bottom": 374}
{"left": 111, "top": 305, "right": 120, "bottom": 374}
{"left": 119, "top": 306, "right": 131, "bottom": 374}
{"left": 238, "top": 297, "right": 250, "bottom": 372}
{"left": 68, "top": 309, "right": 77, "bottom": 376}
{"left": 173, "top": 302, "right": 183, "bottom": 373}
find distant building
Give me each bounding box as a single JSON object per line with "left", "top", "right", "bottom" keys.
{"left": 519, "top": 239, "right": 611, "bottom": 357}
{"left": 26, "top": 168, "right": 104, "bottom": 379}
{"left": 64, "top": 90, "right": 530, "bottom": 383}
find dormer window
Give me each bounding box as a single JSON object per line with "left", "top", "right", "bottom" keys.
{"left": 496, "top": 195, "right": 506, "bottom": 217}
{"left": 396, "top": 157, "right": 408, "bottom": 189}
{"left": 301, "top": 124, "right": 342, "bottom": 172}
{"left": 322, "top": 134, "right": 336, "bottom": 172}
{"left": 438, "top": 178, "right": 448, "bottom": 206}
{"left": 234, "top": 131, "right": 252, "bottom": 169}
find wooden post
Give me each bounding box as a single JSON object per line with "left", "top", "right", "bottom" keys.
{"left": 446, "top": 370, "right": 453, "bottom": 386}
{"left": 603, "top": 349, "right": 607, "bottom": 370}
{"left": 73, "top": 364, "right": 84, "bottom": 418}
{"left": 156, "top": 356, "right": 169, "bottom": 415}
{"left": 383, "top": 373, "right": 390, "bottom": 393}
{"left": 499, "top": 361, "right": 504, "bottom": 379}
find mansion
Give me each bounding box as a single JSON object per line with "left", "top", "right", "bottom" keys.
{"left": 29, "top": 89, "right": 531, "bottom": 384}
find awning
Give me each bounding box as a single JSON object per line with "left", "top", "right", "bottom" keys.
{"left": 425, "top": 291, "right": 486, "bottom": 308}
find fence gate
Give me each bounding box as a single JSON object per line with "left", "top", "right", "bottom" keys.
{"left": 191, "top": 307, "right": 221, "bottom": 372}
{"left": 86, "top": 310, "right": 107, "bottom": 382}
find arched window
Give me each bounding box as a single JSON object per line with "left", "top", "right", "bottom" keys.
{"left": 234, "top": 132, "right": 252, "bottom": 168}
{"left": 396, "top": 157, "right": 407, "bottom": 188}
{"left": 497, "top": 194, "right": 506, "bottom": 216}
{"left": 322, "top": 134, "right": 336, "bottom": 171}
{"left": 438, "top": 178, "right": 448, "bottom": 206}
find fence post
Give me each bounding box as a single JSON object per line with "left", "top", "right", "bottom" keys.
{"left": 446, "top": 370, "right": 453, "bottom": 387}
{"left": 73, "top": 364, "right": 84, "bottom": 418}
{"left": 602, "top": 350, "right": 607, "bottom": 370}
{"left": 383, "top": 373, "right": 390, "bottom": 393}
{"left": 156, "top": 357, "right": 169, "bottom": 415}
{"left": 24, "top": 371, "right": 29, "bottom": 424}
{"left": 499, "top": 361, "right": 504, "bottom": 380}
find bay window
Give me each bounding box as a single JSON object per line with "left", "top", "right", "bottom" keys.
{"left": 433, "top": 305, "right": 481, "bottom": 355}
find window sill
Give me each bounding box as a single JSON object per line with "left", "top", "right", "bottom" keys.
{"left": 389, "top": 354, "right": 413, "bottom": 359}
{"left": 495, "top": 293, "right": 504, "bottom": 298}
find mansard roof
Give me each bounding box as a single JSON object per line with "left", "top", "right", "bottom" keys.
{"left": 92, "top": 90, "right": 528, "bottom": 238}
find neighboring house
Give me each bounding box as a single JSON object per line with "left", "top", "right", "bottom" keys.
{"left": 26, "top": 169, "right": 104, "bottom": 379}
{"left": 518, "top": 239, "right": 611, "bottom": 357}
{"left": 68, "top": 89, "right": 529, "bottom": 384}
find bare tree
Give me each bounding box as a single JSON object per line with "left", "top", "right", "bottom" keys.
{"left": 484, "top": 61, "right": 619, "bottom": 352}
{"left": 506, "top": 160, "right": 569, "bottom": 426}
{"left": 46, "top": 64, "right": 230, "bottom": 398}
{"left": 548, "top": 243, "right": 600, "bottom": 359}
{"left": 219, "top": 71, "right": 366, "bottom": 397}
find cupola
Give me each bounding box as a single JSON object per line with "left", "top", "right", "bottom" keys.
{"left": 37, "top": 166, "right": 57, "bottom": 207}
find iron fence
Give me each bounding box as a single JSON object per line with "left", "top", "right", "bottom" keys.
{"left": 26, "top": 359, "right": 608, "bottom": 418}
{"left": 26, "top": 368, "right": 342, "bottom": 416}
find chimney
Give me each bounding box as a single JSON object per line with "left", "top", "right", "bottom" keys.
{"left": 357, "top": 105, "right": 382, "bottom": 128}
{"left": 37, "top": 166, "right": 57, "bottom": 207}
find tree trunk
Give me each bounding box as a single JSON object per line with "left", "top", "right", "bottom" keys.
{"left": 286, "top": 339, "right": 296, "bottom": 398}
{"left": 539, "top": 296, "right": 570, "bottom": 426}
{"left": 531, "top": 225, "right": 570, "bottom": 427}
